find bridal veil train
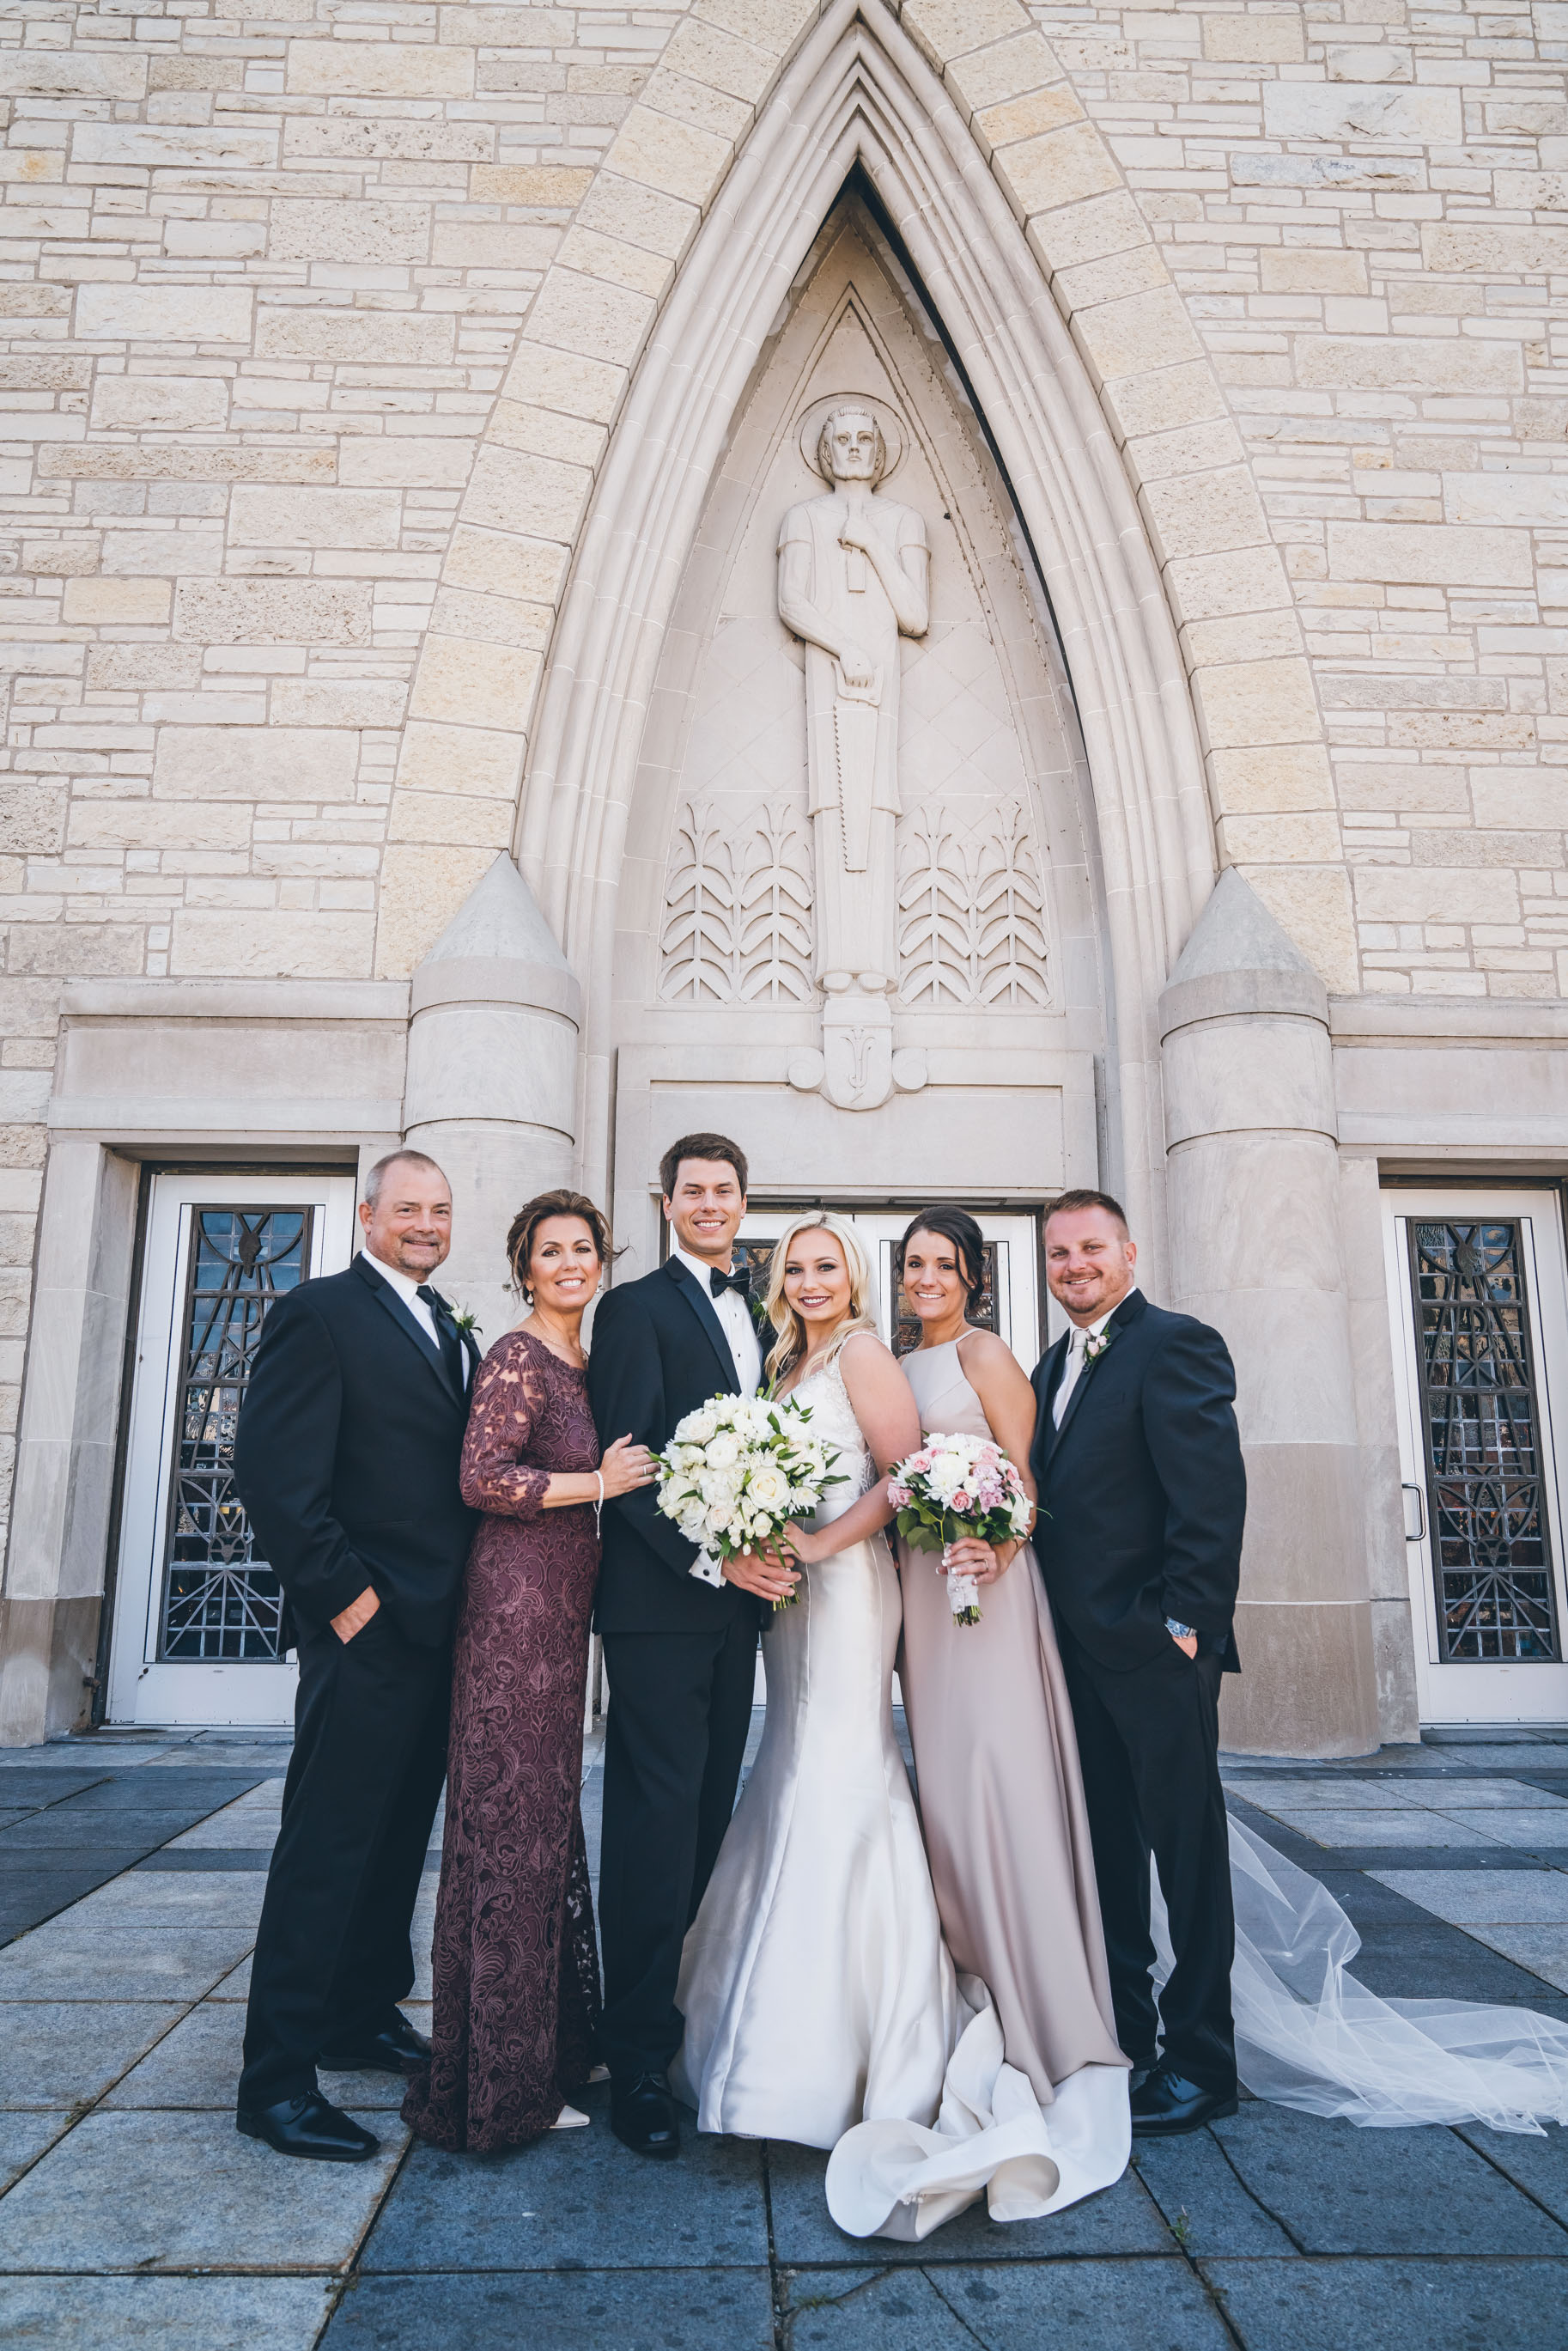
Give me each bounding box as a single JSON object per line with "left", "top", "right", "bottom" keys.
{"left": 1210, "top": 1814, "right": 1568, "bottom": 2136}
{"left": 829, "top": 1819, "right": 1568, "bottom": 2244}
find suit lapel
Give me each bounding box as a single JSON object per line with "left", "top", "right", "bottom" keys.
{"left": 1037, "top": 1332, "right": 1070, "bottom": 1466}
{"left": 665, "top": 1257, "right": 740, "bottom": 1394}
{"left": 354, "top": 1253, "right": 462, "bottom": 1404}
{"left": 1050, "top": 1337, "right": 1102, "bottom": 1453}
{"left": 1044, "top": 1290, "right": 1146, "bottom": 1462}
{"left": 422, "top": 1282, "right": 480, "bottom": 1402}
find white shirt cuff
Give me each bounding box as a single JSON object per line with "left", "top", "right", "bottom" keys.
{"left": 690, "top": 1548, "right": 725, "bottom": 1587}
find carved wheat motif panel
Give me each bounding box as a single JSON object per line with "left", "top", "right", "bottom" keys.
{"left": 896, "top": 799, "right": 1051, "bottom": 1008}
{"left": 659, "top": 796, "right": 815, "bottom": 1003}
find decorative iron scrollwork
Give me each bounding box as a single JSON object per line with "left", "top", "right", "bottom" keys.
{"left": 1407, "top": 1219, "right": 1559, "bottom": 1664}
{"left": 158, "top": 1208, "right": 312, "bottom": 1663}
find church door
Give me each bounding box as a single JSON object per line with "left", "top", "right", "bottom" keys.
{"left": 104, "top": 1170, "right": 356, "bottom": 1727}
{"left": 1384, "top": 1186, "right": 1568, "bottom": 1727}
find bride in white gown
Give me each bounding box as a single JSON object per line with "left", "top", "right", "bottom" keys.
{"left": 672, "top": 1213, "right": 955, "bottom": 2146}
{"left": 673, "top": 1214, "right": 1132, "bottom": 2235}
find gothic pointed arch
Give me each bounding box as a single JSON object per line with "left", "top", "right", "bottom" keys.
{"left": 384, "top": 0, "right": 1303, "bottom": 1248}
{"left": 519, "top": 3, "right": 1219, "bottom": 1245}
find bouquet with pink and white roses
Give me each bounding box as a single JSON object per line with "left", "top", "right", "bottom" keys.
{"left": 888, "top": 1432, "right": 1034, "bottom": 1627}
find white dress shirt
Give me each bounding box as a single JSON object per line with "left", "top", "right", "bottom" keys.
{"left": 1053, "top": 1288, "right": 1135, "bottom": 1426}
{"left": 672, "top": 1238, "right": 763, "bottom": 1587}
{"left": 671, "top": 1239, "right": 763, "bottom": 1398}
{"left": 362, "top": 1248, "right": 470, "bottom": 1388}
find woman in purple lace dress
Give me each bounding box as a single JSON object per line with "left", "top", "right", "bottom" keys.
{"left": 404, "top": 1191, "right": 653, "bottom": 2150}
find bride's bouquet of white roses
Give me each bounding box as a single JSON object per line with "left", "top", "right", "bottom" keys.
{"left": 888, "top": 1434, "right": 1034, "bottom": 1627}
{"left": 653, "top": 1392, "right": 844, "bottom": 1608}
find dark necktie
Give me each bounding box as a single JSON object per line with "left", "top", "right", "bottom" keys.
{"left": 709, "top": 1264, "right": 751, "bottom": 1302}
{"left": 417, "top": 1284, "right": 465, "bottom": 1391}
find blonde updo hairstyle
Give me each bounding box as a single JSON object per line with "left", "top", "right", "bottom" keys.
{"left": 763, "top": 1209, "right": 879, "bottom": 1386}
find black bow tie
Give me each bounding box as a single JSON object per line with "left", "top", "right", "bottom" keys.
{"left": 709, "top": 1265, "right": 752, "bottom": 1302}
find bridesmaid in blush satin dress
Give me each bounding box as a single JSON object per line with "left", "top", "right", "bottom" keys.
{"left": 403, "top": 1191, "right": 654, "bottom": 2153}
{"left": 895, "top": 1207, "right": 1130, "bottom": 2123}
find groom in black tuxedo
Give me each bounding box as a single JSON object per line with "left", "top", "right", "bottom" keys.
{"left": 1030, "top": 1188, "right": 1246, "bottom": 2136}
{"left": 232, "top": 1149, "right": 480, "bottom": 2161}
{"left": 587, "top": 1131, "right": 793, "bottom": 2159}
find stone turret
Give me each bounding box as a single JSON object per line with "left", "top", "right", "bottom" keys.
{"left": 1160, "top": 869, "right": 1378, "bottom": 1757}
{"left": 403, "top": 856, "right": 582, "bottom": 1344}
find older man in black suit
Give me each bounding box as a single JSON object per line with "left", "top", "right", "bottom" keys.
{"left": 232, "top": 1148, "right": 479, "bottom": 2162}
{"left": 586, "top": 1130, "right": 793, "bottom": 2160}
{"left": 1030, "top": 1188, "right": 1247, "bottom": 2136}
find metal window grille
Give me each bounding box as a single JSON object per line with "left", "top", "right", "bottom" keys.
{"left": 1407, "top": 1219, "right": 1560, "bottom": 1664}
{"left": 157, "top": 1207, "right": 312, "bottom": 1662}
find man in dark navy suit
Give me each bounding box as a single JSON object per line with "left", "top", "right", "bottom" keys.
{"left": 233, "top": 1149, "right": 480, "bottom": 2162}
{"left": 1030, "top": 1189, "right": 1246, "bottom": 2137}
{"left": 586, "top": 1131, "right": 793, "bottom": 2159}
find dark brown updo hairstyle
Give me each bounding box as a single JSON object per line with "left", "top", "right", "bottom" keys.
{"left": 896, "top": 1204, "right": 986, "bottom": 1316}
{"left": 507, "top": 1189, "right": 613, "bottom": 1302}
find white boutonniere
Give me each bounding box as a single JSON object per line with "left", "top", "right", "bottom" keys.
{"left": 1082, "top": 1328, "right": 1112, "bottom": 1364}
{"left": 451, "top": 1306, "right": 481, "bottom": 1338}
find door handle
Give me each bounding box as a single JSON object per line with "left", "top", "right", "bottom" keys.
{"left": 1401, "top": 1482, "right": 1426, "bottom": 1543}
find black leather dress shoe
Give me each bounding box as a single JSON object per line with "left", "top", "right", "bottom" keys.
{"left": 1129, "top": 2065, "right": 1238, "bottom": 2136}
{"left": 319, "top": 2013, "right": 432, "bottom": 2075}
{"left": 237, "top": 2093, "right": 380, "bottom": 2163}
{"left": 610, "top": 2069, "right": 681, "bottom": 2159}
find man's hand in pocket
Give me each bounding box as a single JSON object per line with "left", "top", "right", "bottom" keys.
{"left": 331, "top": 1587, "right": 381, "bottom": 1644}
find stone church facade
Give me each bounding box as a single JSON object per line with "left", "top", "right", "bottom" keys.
{"left": 0, "top": 0, "right": 1563, "bottom": 1755}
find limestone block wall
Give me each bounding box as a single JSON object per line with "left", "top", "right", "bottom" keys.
{"left": 1, "top": 0, "right": 1565, "bottom": 1632}
{"left": 1032, "top": 0, "right": 1568, "bottom": 1004}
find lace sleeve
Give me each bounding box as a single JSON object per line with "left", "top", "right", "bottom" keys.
{"left": 459, "top": 1340, "right": 551, "bottom": 1521}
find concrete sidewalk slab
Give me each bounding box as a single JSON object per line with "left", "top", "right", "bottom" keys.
{"left": 1210, "top": 2104, "right": 1568, "bottom": 2255}
{"left": 0, "top": 1923, "right": 254, "bottom": 2002}
{"left": 1201, "top": 2255, "right": 1568, "bottom": 2350}
{"left": 363, "top": 2085, "right": 768, "bottom": 2274}
{"left": 778, "top": 2257, "right": 1235, "bottom": 2348}
{"left": 0, "top": 2003, "right": 180, "bottom": 2109}
{"left": 0, "top": 2117, "right": 69, "bottom": 2197}
{"left": 0, "top": 2275, "right": 334, "bottom": 2349}
{"left": 0, "top": 2108, "right": 407, "bottom": 2274}
{"left": 322, "top": 2266, "right": 777, "bottom": 2348}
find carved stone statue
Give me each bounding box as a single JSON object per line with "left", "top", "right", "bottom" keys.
{"left": 777, "top": 403, "right": 929, "bottom": 1108}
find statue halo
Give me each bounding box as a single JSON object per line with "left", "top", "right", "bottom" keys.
{"left": 797, "top": 393, "right": 906, "bottom": 484}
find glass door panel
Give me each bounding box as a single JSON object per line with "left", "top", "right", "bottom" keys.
{"left": 1384, "top": 1187, "right": 1568, "bottom": 1725}
{"left": 106, "top": 1172, "right": 357, "bottom": 1726}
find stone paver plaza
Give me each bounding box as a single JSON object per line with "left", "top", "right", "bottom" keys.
{"left": 6, "top": 1723, "right": 1568, "bottom": 2348}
